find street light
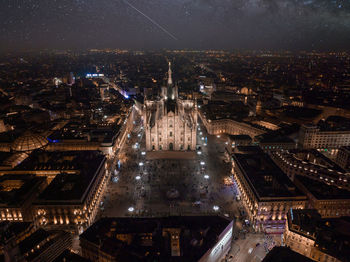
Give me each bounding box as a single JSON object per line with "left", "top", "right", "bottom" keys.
{"left": 197, "top": 151, "right": 202, "bottom": 155}
{"left": 199, "top": 132, "right": 203, "bottom": 135}
{"left": 141, "top": 151, "right": 146, "bottom": 156}
{"left": 201, "top": 137, "right": 204, "bottom": 141}
{"left": 213, "top": 205, "right": 219, "bottom": 211}
{"left": 135, "top": 175, "right": 141, "bottom": 180}
{"left": 139, "top": 162, "right": 144, "bottom": 167}
{"left": 200, "top": 161, "right": 205, "bottom": 166}
{"left": 128, "top": 207, "right": 135, "bottom": 212}
{"left": 217, "top": 135, "right": 221, "bottom": 138}
{"left": 204, "top": 175, "right": 209, "bottom": 179}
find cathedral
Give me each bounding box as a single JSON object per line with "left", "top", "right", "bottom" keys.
{"left": 143, "top": 62, "right": 197, "bottom": 151}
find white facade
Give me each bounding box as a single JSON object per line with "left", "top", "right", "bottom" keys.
{"left": 299, "top": 124, "right": 350, "bottom": 149}
{"left": 143, "top": 62, "right": 197, "bottom": 151}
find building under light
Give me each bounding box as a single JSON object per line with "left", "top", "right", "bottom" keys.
{"left": 80, "top": 216, "right": 233, "bottom": 262}
{"left": 143, "top": 62, "right": 197, "bottom": 151}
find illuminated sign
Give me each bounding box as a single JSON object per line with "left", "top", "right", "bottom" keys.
{"left": 86, "top": 73, "right": 105, "bottom": 78}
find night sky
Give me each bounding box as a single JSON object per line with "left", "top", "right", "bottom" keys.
{"left": 1, "top": 0, "right": 350, "bottom": 51}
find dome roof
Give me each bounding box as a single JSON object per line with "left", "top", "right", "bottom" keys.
{"left": 11, "top": 131, "right": 48, "bottom": 152}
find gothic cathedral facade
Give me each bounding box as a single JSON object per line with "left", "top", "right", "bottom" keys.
{"left": 143, "top": 62, "right": 197, "bottom": 151}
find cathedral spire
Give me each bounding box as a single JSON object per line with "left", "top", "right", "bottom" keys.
{"left": 167, "top": 61, "right": 173, "bottom": 86}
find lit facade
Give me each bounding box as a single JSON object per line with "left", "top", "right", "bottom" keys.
{"left": 335, "top": 146, "right": 350, "bottom": 170}
{"left": 199, "top": 111, "right": 265, "bottom": 138}
{"left": 299, "top": 124, "right": 350, "bottom": 149}
{"left": 231, "top": 153, "right": 307, "bottom": 233}
{"left": 284, "top": 209, "right": 348, "bottom": 262}
{"left": 143, "top": 62, "right": 197, "bottom": 151}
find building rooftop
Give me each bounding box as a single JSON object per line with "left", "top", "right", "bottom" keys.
{"left": 14, "top": 150, "right": 106, "bottom": 204}
{"left": 0, "top": 221, "right": 34, "bottom": 245}
{"left": 262, "top": 246, "right": 314, "bottom": 262}
{"left": 53, "top": 250, "right": 92, "bottom": 262}
{"left": 0, "top": 174, "right": 46, "bottom": 207}
{"left": 228, "top": 135, "right": 252, "bottom": 141}
{"left": 287, "top": 209, "right": 350, "bottom": 261}
{"left": 15, "top": 150, "right": 104, "bottom": 173}
{"left": 11, "top": 131, "right": 48, "bottom": 152}
{"left": 80, "top": 216, "right": 232, "bottom": 262}
{"left": 295, "top": 175, "right": 350, "bottom": 200}
{"left": 233, "top": 153, "right": 306, "bottom": 200}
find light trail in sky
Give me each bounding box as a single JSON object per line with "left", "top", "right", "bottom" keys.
{"left": 122, "top": 0, "right": 178, "bottom": 41}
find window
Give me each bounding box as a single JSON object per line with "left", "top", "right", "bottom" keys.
{"left": 170, "top": 132, "right": 173, "bottom": 137}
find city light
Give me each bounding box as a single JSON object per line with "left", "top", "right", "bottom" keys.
{"left": 197, "top": 151, "right": 202, "bottom": 155}
{"left": 201, "top": 137, "right": 204, "bottom": 140}
{"left": 204, "top": 175, "right": 210, "bottom": 179}
{"left": 139, "top": 162, "right": 144, "bottom": 166}
{"left": 200, "top": 132, "right": 203, "bottom": 135}
{"left": 200, "top": 161, "right": 205, "bottom": 165}
{"left": 128, "top": 207, "right": 134, "bottom": 212}
{"left": 135, "top": 175, "right": 141, "bottom": 180}
{"left": 213, "top": 205, "right": 219, "bottom": 211}
{"left": 217, "top": 135, "right": 221, "bottom": 138}
{"left": 141, "top": 151, "right": 146, "bottom": 156}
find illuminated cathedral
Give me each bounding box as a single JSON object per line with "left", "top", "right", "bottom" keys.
{"left": 143, "top": 62, "right": 197, "bottom": 151}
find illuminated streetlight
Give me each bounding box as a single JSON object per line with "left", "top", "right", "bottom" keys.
{"left": 139, "top": 162, "right": 144, "bottom": 167}
{"left": 200, "top": 161, "right": 205, "bottom": 166}
{"left": 135, "top": 175, "right": 141, "bottom": 180}
{"left": 217, "top": 135, "right": 221, "bottom": 138}
{"left": 128, "top": 207, "right": 134, "bottom": 212}
{"left": 213, "top": 205, "right": 219, "bottom": 211}
{"left": 204, "top": 175, "right": 209, "bottom": 179}
{"left": 197, "top": 151, "right": 202, "bottom": 155}
{"left": 199, "top": 132, "right": 203, "bottom": 135}
{"left": 201, "top": 137, "right": 204, "bottom": 141}
{"left": 141, "top": 151, "right": 146, "bottom": 156}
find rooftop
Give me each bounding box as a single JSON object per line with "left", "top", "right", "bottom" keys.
{"left": 11, "top": 131, "right": 48, "bottom": 152}
{"left": 262, "top": 246, "right": 313, "bottom": 262}
{"left": 0, "top": 175, "right": 46, "bottom": 207}
{"left": 233, "top": 153, "right": 306, "bottom": 200}
{"left": 15, "top": 151, "right": 106, "bottom": 204}
{"left": 228, "top": 134, "right": 252, "bottom": 141}
{"left": 287, "top": 209, "right": 350, "bottom": 261}
{"left": 15, "top": 150, "right": 104, "bottom": 173}
{"left": 295, "top": 175, "right": 350, "bottom": 200}
{"left": 80, "top": 216, "right": 231, "bottom": 262}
